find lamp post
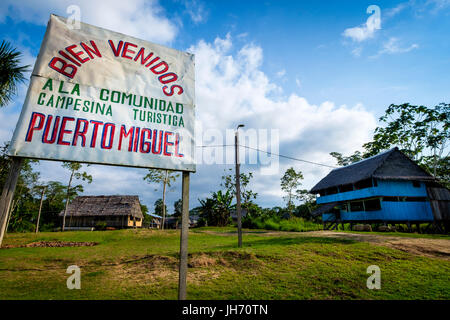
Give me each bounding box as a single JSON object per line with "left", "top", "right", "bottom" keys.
{"left": 235, "top": 124, "right": 244, "bottom": 248}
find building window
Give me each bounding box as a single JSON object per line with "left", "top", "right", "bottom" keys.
{"left": 412, "top": 181, "right": 421, "bottom": 188}
{"left": 350, "top": 201, "right": 364, "bottom": 212}
{"left": 364, "top": 198, "right": 381, "bottom": 211}
{"left": 383, "top": 196, "right": 399, "bottom": 202}
{"left": 340, "top": 203, "right": 349, "bottom": 212}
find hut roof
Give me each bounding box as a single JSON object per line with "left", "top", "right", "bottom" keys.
{"left": 58, "top": 195, "right": 143, "bottom": 219}
{"left": 310, "top": 147, "right": 435, "bottom": 193}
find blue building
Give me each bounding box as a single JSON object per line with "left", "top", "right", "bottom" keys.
{"left": 310, "top": 148, "right": 450, "bottom": 232}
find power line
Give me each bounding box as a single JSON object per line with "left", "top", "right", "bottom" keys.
{"left": 240, "top": 145, "right": 337, "bottom": 169}
{"left": 196, "top": 144, "right": 337, "bottom": 169}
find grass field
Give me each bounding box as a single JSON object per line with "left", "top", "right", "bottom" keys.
{"left": 0, "top": 227, "right": 449, "bottom": 300}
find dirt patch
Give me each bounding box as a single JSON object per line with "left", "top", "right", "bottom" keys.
{"left": 189, "top": 254, "right": 217, "bottom": 268}
{"left": 1, "top": 241, "right": 98, "bottom": 249}
{"left": 109, "top": 251, "right": 264, "bottom": 286}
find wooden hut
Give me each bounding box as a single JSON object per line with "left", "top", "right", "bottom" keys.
{"left": 310, "top": 147, "right": 450, "bottom": 232}
{"left": 59, "top": 195, "right": 144, "bottom": 229}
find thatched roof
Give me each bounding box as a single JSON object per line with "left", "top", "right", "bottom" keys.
{"left": 58, "top": 195, "right": 143, "bottom": 219}
{"left": 310, "top": 147, "right": 435, "bottom": 193}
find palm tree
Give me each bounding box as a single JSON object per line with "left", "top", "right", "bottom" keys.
{"left": 212, "top": 190, "right": 234, "bottom": 227}
{"left": 0, "top": 40, "right": 29, "bottom": 107}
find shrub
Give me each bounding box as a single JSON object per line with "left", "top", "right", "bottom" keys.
{"left": 95, "top": 221, "right": 107, "bottom": 231}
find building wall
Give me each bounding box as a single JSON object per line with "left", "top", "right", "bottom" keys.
{"left": 317, "top": 180, "right": 427, "bottom": 204}
{"left": 322, "top": 200, "right": 434, "bottom": 222}
{"left": 127, "top": 215, "right": 142, "bottom": 227}
{"left": 64, "top": 215, "right": 142, "bottom": 228}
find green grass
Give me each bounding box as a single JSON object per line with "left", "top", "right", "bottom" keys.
{"left": 0, "top": 227, "right": 449, "bottom": 300}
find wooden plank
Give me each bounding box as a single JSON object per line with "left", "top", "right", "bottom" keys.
{"left": 0, "top": 157, "right": 23, "bottom": 247}
{"left": 178, "top": 171, "right": 190, "bottom": 300}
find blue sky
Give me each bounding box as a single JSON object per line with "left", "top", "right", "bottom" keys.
{"left": 0, "top": 0, "right": 449, "bottom": 212}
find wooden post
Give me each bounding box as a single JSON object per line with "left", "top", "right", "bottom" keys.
{"left": 5, "top": 199, "right": 15, "bottom": 234}
{"left": 36, "top": 186, "right": 46, "bottom": 233}
{"left": 178, "top": 171, "right": 190, "bottom": 300}
{"left": 0, "top": 157, "right": 23, "bottom": 247}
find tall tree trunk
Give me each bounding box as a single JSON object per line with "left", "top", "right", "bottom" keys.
{"left": 62, "top": 171, "right": 74, "bottom": 231}
{"left": 161, "top": 170, "right": 168, "bottom": 230}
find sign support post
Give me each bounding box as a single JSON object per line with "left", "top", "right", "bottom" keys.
{"left": 36, "top": 186, "right": 46, "bottom": 233}
{"left": 0, "top": 157, "right": 23, "bottom": 247}
{"left": 178, "top": 171, "right": 190, "bottom": 300}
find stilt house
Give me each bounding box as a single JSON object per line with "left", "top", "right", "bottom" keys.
{"left": 310, "top": 148, "right": 450, "bottom": 231}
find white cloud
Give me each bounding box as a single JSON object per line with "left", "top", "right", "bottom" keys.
{"left": 373, "top": 37, "right": 419, "bottom": 57}
{"left": 183, "top": 0, "right": 208, "bottom": 24}
{"left": 343, "top": 5, "right": 381, "bottom": 42}
{"left": 0, "top": 0, "right": 177, "bottom": 44}
{"left": 188, "top": 35, "right": 376, "bottom": 205}
{"left": 276, "top": 69, "right": 286, "bottom": 78}
{"left": 351, "top": 47, "right": 363, "bottom": 57}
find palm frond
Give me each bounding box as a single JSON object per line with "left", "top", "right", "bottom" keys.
{"left": 0, "top": 40, "right": 30, "bottom": 107}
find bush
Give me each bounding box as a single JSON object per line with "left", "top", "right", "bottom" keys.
{"left": 95, "top": 221, "right": 107, "bottom": 231}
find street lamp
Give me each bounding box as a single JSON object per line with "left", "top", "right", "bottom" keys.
{"left": 235, "top": 124, "right": 244, "bottom": 248}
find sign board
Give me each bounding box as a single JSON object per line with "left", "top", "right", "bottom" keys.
{"left": 8, "top": 14, "right": 195, "bottom": 172}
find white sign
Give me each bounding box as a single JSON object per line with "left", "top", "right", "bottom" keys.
{"left": 9, "top": 15, "right": 195, "bottom": 172}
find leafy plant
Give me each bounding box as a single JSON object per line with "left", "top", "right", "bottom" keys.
{"left": 0, "top": 40, "right": 29, "bottom": 107}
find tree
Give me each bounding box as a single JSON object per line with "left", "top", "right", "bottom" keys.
{"left": 329, "top": 151, "right": 363, "bottom": 166}
{"left": 198, "top": 190, "right": 234, "bottom": 227}
{"left": 213, "top": 190, "right": 234, "bottom": 227}
{"left": 42, "top": 181, "right": 82, "bottom": 231}
{"left": 221, "top": 169, "right": 258, "bottom": 208}
{"left": 140, "top": 204, "right": 151, "bottom": 228}
{"left": 143, "top": 169, "right": 179, "bottom": 230}
{"left": 154, "top": 198, "right": 167, "bottom": 216}
{"left": 173, "top": 199, "right": 182, "bottom": 217}
{"left": 295, "top": 189, "right": 318, "bottom": 220}
{"left": 280, "top": 167, "right": 304, "bottom": 216}
{"left": 331, "top": 103, "right": 449, "bottom": 187}
{"left": 0, "top": 40, "right": 29, "bottom": 107}
{"left": 0, "top": 142, "right": 40, "bottom": 233}
{"left": 61, "top": 162, "right": 92, "bottom": 231}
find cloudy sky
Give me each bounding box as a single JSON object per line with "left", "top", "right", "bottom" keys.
{"left": 1, "top": 0, "right": 449, "bottom": 212}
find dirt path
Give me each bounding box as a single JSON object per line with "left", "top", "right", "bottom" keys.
{"left": 308, "top": 231, "right": 450, "bottom": 260}
{"left": 198, "top": 229, "right": 450, "bottom": 260}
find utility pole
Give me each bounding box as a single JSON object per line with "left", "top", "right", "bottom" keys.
{"left": 36, "top": 186, "right": 46, "bottom": 233}
{"left": 162, "top": 170, "right": 168, "bottom": 230}
{"left": 235, "top": 124, "right": 244, "bottom": 248}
